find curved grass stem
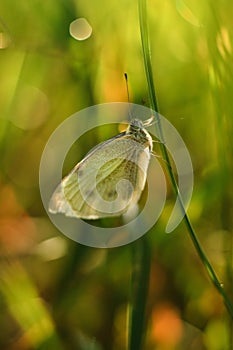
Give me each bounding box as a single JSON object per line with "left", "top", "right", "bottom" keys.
{"left": 138, "top": 0, "right": 233, "bottom": 319}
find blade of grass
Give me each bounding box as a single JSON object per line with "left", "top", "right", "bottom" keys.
{"left": 128, "top": 236, "right": 151, "bottom": 350}
{"left": 206, "top": 3, "right": 233, "bottom": 345}
{"left": 0, "top": 260, "right": 64, "bottom": 350}
{"left": 138, "top": 0, "right": 233, "bottom": 319}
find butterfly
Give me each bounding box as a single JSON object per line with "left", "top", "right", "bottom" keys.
{"left": 48, "top": 118, "right": 153, "bottom": 219}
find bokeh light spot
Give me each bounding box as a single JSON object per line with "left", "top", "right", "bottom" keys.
{"left": 69, "top": 18, "right": 92, "bottom": 41}
{"left": 10, "top": 85, "right": 50, "bottom": 130}
{"left": 33, "top": 236, "right": 67, "bottom": 261}
{"left": 151, "top": 304, "right": 183, "bottom": 347}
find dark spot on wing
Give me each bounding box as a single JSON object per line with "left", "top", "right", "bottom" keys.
{"left": 107, "top": 190, "right": 117, "bottom": 198}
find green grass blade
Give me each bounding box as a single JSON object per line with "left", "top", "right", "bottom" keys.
{"left": 128, "top": 237, "right": 151, "bottom": 350}
{"left": 0, "top": 260, "right": 64, "bottom": 350}
{"left": 138, "top": 0, "right": 233, "bottom": 319}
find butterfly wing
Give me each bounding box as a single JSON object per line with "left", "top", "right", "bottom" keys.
{"left": 49, "top": 134, "right": 151, "bottom": 219}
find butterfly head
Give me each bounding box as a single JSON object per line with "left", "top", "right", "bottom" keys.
{"left": 126, "top": 119, "right": 153, "bottom": 151}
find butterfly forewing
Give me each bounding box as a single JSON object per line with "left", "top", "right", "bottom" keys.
{"left": 49, "top": 131, "right": 151, "bottom": 219}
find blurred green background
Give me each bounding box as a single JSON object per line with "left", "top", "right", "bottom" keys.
{"left": 0, "top": 1, "right": 233, "bottom": 349}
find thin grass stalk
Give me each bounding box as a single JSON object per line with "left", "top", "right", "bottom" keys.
{"left": 128, "top": 236, "right": 151, "bottom": 350}
{"left": 138, "top": 0, "right": 233, "bottom": 319}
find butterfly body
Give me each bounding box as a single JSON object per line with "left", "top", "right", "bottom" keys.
{"left": 49, "top": 119, "right": 153, "bottom": 219}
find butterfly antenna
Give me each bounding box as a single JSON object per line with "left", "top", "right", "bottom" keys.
{"left": 124, "top": 73, "right": 133, "bottom": 121}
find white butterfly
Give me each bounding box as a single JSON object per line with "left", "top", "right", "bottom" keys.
{"left": 49, "top": 118, "right": 153, "bottom": 219}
